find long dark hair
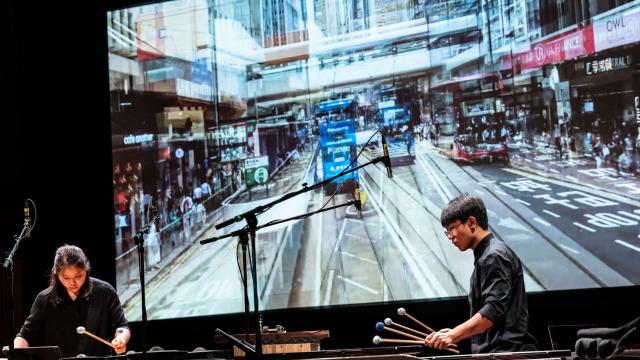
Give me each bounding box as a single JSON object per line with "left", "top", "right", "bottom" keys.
{"left": 48, "top": 245, "right": 92, "bottom": 304}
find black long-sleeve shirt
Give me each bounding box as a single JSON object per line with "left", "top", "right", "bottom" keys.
{"left": 469, "top": 234, "right": 537, "bottom": 353}
{"left": 17, "top": 277, "right": 129, "bottom": 358}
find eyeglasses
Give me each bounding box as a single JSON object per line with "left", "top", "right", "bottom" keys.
{"left": 444, "top": 222, "right": 465, "bottom": 237}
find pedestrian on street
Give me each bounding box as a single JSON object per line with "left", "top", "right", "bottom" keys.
{"left": 593, "top": 136, "right": 604, "bottom": 169}
{"left": 404, "top": 127, "right": 414, "bottom": 156}
{"left": 608, "top": 132, "right": 622, "bottom": 176}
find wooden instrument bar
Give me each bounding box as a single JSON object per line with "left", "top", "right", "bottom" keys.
{"left": 214, "top": 330, "right": 330, "bottom": 357}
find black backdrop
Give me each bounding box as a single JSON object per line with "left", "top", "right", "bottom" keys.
{"left": 2, "top": 0, "right": 639, "bottom": 354}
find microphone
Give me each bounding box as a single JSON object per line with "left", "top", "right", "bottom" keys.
{"left": 381, "top": 134, "right": 393, "bottom": 178}
{"left": 23, "top": 200, "right": 31, "bottom": 237}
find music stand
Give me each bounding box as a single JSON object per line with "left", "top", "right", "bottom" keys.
{"left": 3, "top": 346, "right": 62, "bottom": 360}
{"left": 548, "top": 324, "right": 598, "bottom": 350}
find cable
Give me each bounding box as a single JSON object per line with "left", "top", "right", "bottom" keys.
{"left": 26, "top": 198, "right": 37, "bottom": 232}
{"left": 334, "top": 129, "right": 381, "bottom": 178}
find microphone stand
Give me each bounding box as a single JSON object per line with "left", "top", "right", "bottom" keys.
{"left": 132, "top": 214, "right": 158, "bottom": 359}
{"left": 2, "top": 221, "right": 31, "bottom": 360}
{"left": 205, "top": 199, "right": 357, "bottom": 358}
{"left": 201, "top": 154, "right": 388, "bottom": 360}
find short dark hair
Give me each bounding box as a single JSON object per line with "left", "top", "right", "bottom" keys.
{"left": 48, "top": 245, "right": 92, "bottom": 304}
{"left": 440, "top": 194, "right": 489, "bottom": 230}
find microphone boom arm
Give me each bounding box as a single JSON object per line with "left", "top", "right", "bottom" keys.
{"left": 201, "top": 199, "right": 357, "bottom": 245}
{"left": 213, "top": 154, "right": 388, "bottom": 232}
{"left": 3, "top": 223, "right": 30, "bottom": 270}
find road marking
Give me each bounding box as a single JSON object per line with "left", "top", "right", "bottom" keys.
{"left": 341, "top": 251, "right": 377, "bottom": 264}
{"left": 586, "top": 184, "right": 602, "bottom": 190}
{"left": 559, "top": 244, "right": 580, "bottom": 254}
{"left": 516, "top": 199, "right": 531, "bottom": 206}
{"left": 362, "top": 177, "right": 446, "bottom": 297}
{"left": 497, "top": 217, "right": 529, "bottom": 231}
{"left": 416, "top": 152, "right": 451, "bottom": 203}
{"left": 321, "top": 218, "right": 350, "bottom": 305}
{"left": 542, "top": 209, "right": 560, "bottom": 218}
{"left": 337, "top": 275, "right": 379, "bottom": 294}
{"left": 548, "top": 169, "right": 559, "bottom": 174}
{"left": 566, "top": 176, "right": 579, "bottom": 182}
{"left": 205, "top": 280, "right": 225, "bottom": 298}
{"left": 525, "top": 159, "right": 532, "bottom": 163}
{"left": 474, "top": 190, "right": 484, "bottom": 195}
{"left": 322, "top": 269, "right": 335, "bottom": 305}
{"left": 533, "top": 217, "right": 551, "bottom": 226}
{"left": 495, "top": 189, "right": 508, "bottom": 196}
{"left": 478, "top": 180, "right": 496, "bottom": 187}
{"left": 503, "top": 168, "right": 640, "bottom": 207}
{"left": 615, "top": 240, "right": 640, "bottom": 253}
{"left": 573, "top": 222, "right": 596, "bottom": 232}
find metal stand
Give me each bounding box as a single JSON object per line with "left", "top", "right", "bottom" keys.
{"left": 2, "top": 214, "right": 31, "bottom": 360}
{"left": 201, "top": 150, "right": 390, "bottom": 360}
{"left": 132, "top": 213, "right": 158, "bottom": 358}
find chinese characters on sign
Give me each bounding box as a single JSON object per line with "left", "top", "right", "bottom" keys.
{"left": 583, "top": 55, "right": 632, "bottom": 75}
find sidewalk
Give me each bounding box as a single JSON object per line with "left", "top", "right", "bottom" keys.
{"left": 425, "top": 136, "right": 640, "bottom": 201}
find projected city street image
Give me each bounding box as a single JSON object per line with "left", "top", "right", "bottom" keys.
{"left": 107, "top": 0, "right": 640, "bottom": 321}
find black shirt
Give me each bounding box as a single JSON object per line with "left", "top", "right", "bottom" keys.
{"left": 17, "top": 277, "right": 129, "bottom": 358}
{"left": 469, "top": 234, "right": 537, "bottom": 353}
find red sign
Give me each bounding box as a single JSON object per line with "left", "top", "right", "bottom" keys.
{"left": 502, "top": 25, "right": 594, "bottom": 71}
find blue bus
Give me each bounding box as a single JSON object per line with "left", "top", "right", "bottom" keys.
{"left": 319, "top": 119, "right": 358, "bottom": 184}
{"left": 315, "top": 98, "right": 359, "bottom": 186}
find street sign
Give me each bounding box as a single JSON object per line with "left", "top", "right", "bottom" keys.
{"left": 245, "top": 156, "right": 269, "bottom": 187}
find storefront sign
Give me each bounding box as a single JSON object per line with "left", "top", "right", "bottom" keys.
{"left": 176, "top": 78, "right": 213, "bottom": 101}
{"left": 462, "top": 98, "right": 497, "bottom": 117}
{"left": 245, "top": 156, "right": 269, "bottom": 187}
{"left": 506, "top": 26, "right": 594, "bottom": 71}
{"left": 594, "top": 9, "right": 640, "bottom": 52}
{"left": 123, "top": 133, "right": 154, "bottom": 145}
{"left": 584, "top": 55, "right": 632, "bottom": 75}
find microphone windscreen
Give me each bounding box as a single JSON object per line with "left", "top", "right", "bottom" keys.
{"left": 375, "top": 322, "right": 385, "bottom": 331}
{"left": 373, "top": 336, "right": 381, "bottom": 345}
{"left": 397, "top": 307, "right": 406, "bottom": 316}
{"left": 384, "top": 318, "right": 393, "bottom": 326}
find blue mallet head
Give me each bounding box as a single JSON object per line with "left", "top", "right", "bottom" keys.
{"left": 375, "top": 322, "right": 385, "bottom": 331}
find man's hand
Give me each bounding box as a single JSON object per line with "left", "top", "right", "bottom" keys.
{"left": 111, "top": 336, "right": 126, "bottom": 355}
{"left": 425, "top": 328, "right": 456, "bottom": 350}
{"left": 14, "top": 337, "right": 29, "bottom": 349}
{"left": 112, "top": 328, "right": 130, "bottom": 355}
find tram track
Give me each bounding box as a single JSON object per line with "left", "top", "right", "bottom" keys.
{"left": 418, "top": 150, "right": 607, "bottom": 288}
